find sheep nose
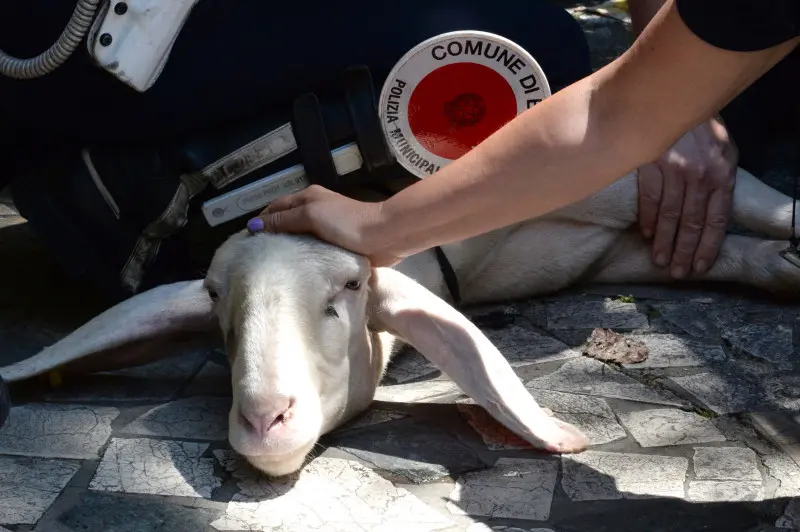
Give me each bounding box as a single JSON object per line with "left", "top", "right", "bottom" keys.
{"left": 239, "top": 396, "right": 296, "bottom": 438}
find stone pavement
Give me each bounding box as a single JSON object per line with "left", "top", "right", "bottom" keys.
{"left": 2, "top": 4, "right": 800, "bottom": 531}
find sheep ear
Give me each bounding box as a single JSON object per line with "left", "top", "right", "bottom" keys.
{"left": 0, "top": 280, "right": 217, "bottom": 383}
{"left": 367, "top": 267, "right": 589, "bottom": 454}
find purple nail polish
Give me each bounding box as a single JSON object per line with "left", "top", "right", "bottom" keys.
{"left": 247, "top": 218, "right": 264, "bottom": 233}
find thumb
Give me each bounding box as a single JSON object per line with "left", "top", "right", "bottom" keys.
{"left": 247, "top": 206, "right": 315, "bottom": 235}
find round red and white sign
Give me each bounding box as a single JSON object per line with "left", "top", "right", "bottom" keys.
{"left": 378, "top": 30, "right": 551, "bottom": 179}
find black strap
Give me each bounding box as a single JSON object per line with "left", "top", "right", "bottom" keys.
{"left": 434, "top": 246, "right": 461, "bottom": 307}
{"left": 341, "top": 66, "right": 394, "bottom": 172}
{"left": 292, "top": 92, "right": 340, "bottom": 189}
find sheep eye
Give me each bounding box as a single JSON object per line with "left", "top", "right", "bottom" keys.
{"left": 325, "top": 305, "right": 339, "bottom": 318}
{"left": 207, "top": 288, "right": 219, "bottom": 302}
{"left": 345, "top": 280, "right": 361, "bottom": 290}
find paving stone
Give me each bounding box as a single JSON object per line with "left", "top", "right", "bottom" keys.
{"left": 0, "top": 203, "right": 16, "bottom": 217}
{"left": 776, "top": 498, "right": 800, "bottom": 530}
{"left": 44, "top": 351, "right": 209, "bottom": 403}
{"left": 374, "top": 380, "right": 463, "bottom": 404}
{"left": 483, "top": 325, "right": 580, "bottom": 366}
{"left": 328, "top": 422, "right": 486, "bottom": 484}
{"left": 182, "top": 360, "right": 232, "bottom": 397}
{"left": 762, "top": 453, "right": 800, "bottom": 498}
{"left": 530, "top": 389, "right": 626, "bottom": 445}
{"left": 547, "top": 299, "right": 648, "bottom": 330}
{"left": 616, "top": 408, "right": 726, "bottom": 448}
{"left": 686, "top": 481, "right": 763, "bottom": 502}
{"left": 0, "top": 403, "right": 118, "bottom": 459}
{"left": 693, "top": 447, "right": 761, "bottom": 481}
{"left": 0, "top": 456, "right": 80, "bottom": 525}
{"left": 668, "top": 372, "right": 763, "bottom": 415}
{"left": 723, "top": 324, "right": 794, "bottom": 369}
{"left": 336, "top": 408, "right": 410, "bottom": 432}
{"left": 467, "top": 526, "right": 555, "bottom": 532}
{"left": 561, "top": 451, "right": 688, "bottom": 501}
{"left": 652, "top": 303, "right": 715, "bottom": 338}
{"left": 50, "top": 490, "right": 222, "bottom": 532}
{"left": 623, "top": 334, "right": 726, "bottom": 368}
{"left": 763, "top": 374, "right": 800, "bottom": 413}
{"left": 211, "top": 452, "right": 453, "bottom": 531}
{"left": 89, "top": 438, "right": 220, "bottom": 498}
{"left": 446, "top": 458, "right": 558, "bottom": 521}
{"left": 526, "top": 357, "right": 688, "bottom": 407}
{"left": 750, "top": 412, "right": 800, "bottom": 468}
{"left": 385, "top": 348, "right": 438, "bottom": 383}
{"left": 120, "top": 397, "right": 230, "bottom": 441}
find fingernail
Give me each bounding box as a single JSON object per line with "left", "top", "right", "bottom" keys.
{"left": 695, "top": 260, "right": 708, "bottom": 273}
{"left": 642, "top": 229, "right": 653, "bottom": 239}
{"left": 247, "top": 217, "right": 264, "bottom": 233}
{"left": 672, "top": 266, "right": 686, "bottom": 279}
{"left": 655, "top": 253, "right": 667, "bottom": 266}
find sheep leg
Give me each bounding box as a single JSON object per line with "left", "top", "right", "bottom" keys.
{"left": 590, "top": 231, "right": 800, "bottom": 297}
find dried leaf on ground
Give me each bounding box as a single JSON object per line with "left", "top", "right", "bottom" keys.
{"left": 583, "top": 328, "right": 648, "bottom": 364}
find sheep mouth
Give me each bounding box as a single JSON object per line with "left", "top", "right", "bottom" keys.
{"left": 240, "top": 442, "right": 317, "bottom": 477}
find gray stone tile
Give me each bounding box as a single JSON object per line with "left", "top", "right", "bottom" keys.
{"left": 44, "top": 351, "right": 209, "bottom": 403}
{"left": 616, "top": 408, "right": 726, "bottom": 448}
{"left": 467, "top": 525, "right": 555, "bottom": 532}
{"left": 723, "top": 324, "right": 794, "bottom": 369}
{"left": 693, "top": 447, "right": 761, "bottom": 481}
{"left": 374, "top": 380, "right": 463, "bottom": 404}
{"left": 763, "top": 374, "right": 800, "bottom": 413}
{"left": 335, "top": 408, "right": 409, "bottom": 432}
{"left": 750, "top": 412, "right": 800, "bottom": 469}
{"left": 686, "top": 481, "right": 763, "bottom": 502}
{"left": 211, "top": 451, "right": 453, "bottom": 531}
{"left": 667, "top": 372, "right": 763, "bottom": 415}
{"left": 182, "top": 360, "right": 232, "bottom": 397}
{"left": 776, "top": 498, "right": 800, "bottom": 530}
{"left": 652, "top": 303, "right": 715, "bottom": 338}
{"left": 483, "top": 325, "right": 580, "bottom": 366}
{"left": 120, "top": 397, "right": 230, "bottom": 441}
{"left": 624, "top": 334, "right": 726, "bottom": 368}
{"left": 0, "top": 403, "right": 118, "bottom": 459}
{"left": 0, "top": 456, "right": 80, "bottom": 525}
{"left": 89, "top": 438, "right": 220, "bottom": 497}
{"left": 385, "top": 348, "right": 438, "bottom": 384}
{"left": 530, "top": 389, "right": 626, "bottom": 445}
{"left": 446, "top": 458, "right": 558, "bottom": 521}
{"left": 48, "top": 490, "right": 222, "bottom": 532}
{"left": 526, "top": 357, "right": 689, "bottom": 407}
{"left": 547, "top": 299, "right": 648, "bottom": 330}
{"left": 762, "top": 453, "right": 800, "bottom": 498}
{"left": 329, "top": 423, "right": 486, "bottom": 484}
{"left": 561, "top": 451, "right": 688, "bottom": 501}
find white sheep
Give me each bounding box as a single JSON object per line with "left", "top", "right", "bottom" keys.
{"left": 1, "top": 165, "right": 798, "bottom": 477}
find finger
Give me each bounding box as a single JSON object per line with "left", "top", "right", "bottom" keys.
{"left": 693, "top": 185, "right": 733, "bottom": 273}
{"left": 254, "top": 205, "right": 316, "bottom": 235}
{"left": 669, "top": 172, "right": 710, "bottom": 278}
{"left": 637, "top": 164, "right": 664, "bottom": 239}
{"left": 651, "top": 164, "right": 686, "bottom": 267}
{"left": 259, "top": 188, "right": 313, "bottom": 216}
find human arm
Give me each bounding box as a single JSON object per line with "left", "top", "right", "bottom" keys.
{"left": 629, "top": 0, "right": 739, "bottom": 279}
{"left": 254, "top": 0, "right": 798, "bottom": 266}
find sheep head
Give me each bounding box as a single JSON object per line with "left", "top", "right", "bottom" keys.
{"left": 0, "top": 230, "right": 589, "bottom": 478}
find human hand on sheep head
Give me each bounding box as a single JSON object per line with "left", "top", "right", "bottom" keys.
{"left": 248, "top": 185, "right": 402, "bottom": 267}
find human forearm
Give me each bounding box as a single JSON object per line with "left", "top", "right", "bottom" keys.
{"left": 375, "top": 1, "right": 797, "bottom": 260}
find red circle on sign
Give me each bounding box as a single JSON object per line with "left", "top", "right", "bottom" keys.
{"left": 408, "top": 62, "right": 517, "bottom": 160}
